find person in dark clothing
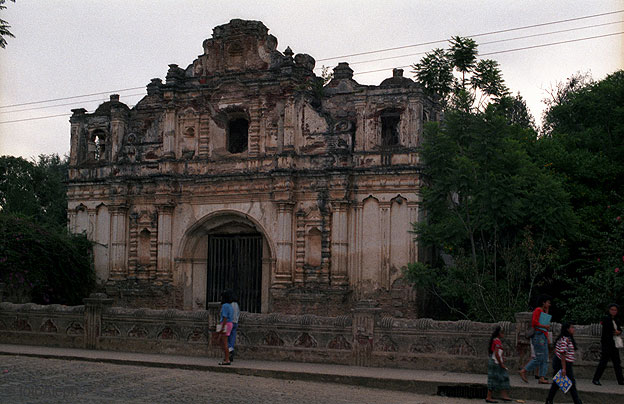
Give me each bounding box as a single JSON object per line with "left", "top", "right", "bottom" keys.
{"left": 592, "top": 303, "right": 624, "bottom": 386}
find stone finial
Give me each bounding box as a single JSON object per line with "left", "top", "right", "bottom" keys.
{"left": 110, "top": 94, "right": 120, "bottom": 102}
{"left": 284, "top": 46, "right": 294, "bottom": 58}
{"left": 147, "top": 78, "right": 163, "bottom": 95}
{"left": 333, "top": 62, "right": 354, "bottom": 80}
{"left": 71, "top": 108, "right": 87, "bottom": 116}
{"left": 294, "top": 53, "right": 315, "bottom": 71}
{"left": 393, "top": 68, "right": 404, "bottom": 77}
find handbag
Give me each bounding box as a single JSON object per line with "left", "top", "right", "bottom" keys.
{"left": 216, "top": 323, "right": 223, "bottom": 333}
{"left": 615, "top": 335, "right": 624, "bottom": 349}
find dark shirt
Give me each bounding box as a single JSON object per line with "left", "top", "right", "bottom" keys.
{"left": 600, "top": 315, "right": 623, "bottom": 348}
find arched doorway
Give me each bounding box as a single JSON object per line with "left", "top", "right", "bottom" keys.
{"left": 207, "top": 231, "right": 262, "bottom": 313}
{"left": 177, "top": 210, "right": 274, "bottom": 313}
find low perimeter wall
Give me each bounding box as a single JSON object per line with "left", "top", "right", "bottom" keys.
{"left": 0, "top": 293, "right": 619, "bottom": 379}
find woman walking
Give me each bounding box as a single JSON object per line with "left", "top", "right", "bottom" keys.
{"left": 218, "top": 290, "right": 234, "bottom": 365}
{"left": 227, "top": 291, "right": 240, "bottom": 362}
{"left": 520, "top": 295, "right": 552, "bottom": 384}
{"left": 592, "top": 303, "right": 624, "bottom": 385}
{"left": 486, "top": 326, "right": 512, "bottom": 403}
{"left": 545, "top": 323, "right": 583, "bottom": 404}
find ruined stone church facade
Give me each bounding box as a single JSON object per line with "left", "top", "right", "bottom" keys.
{"left": 67, "top": 20, "right": 439, "bottom": 316}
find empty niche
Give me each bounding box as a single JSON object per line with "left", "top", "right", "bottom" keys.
{"left": 138, "top": 229, "right": 151, "bottom": 266}
{"left": 227, "top": 117, "right": 249, "bottom": 154}
{"left": 305, "top": 227, "right": 322, "bottom": 267}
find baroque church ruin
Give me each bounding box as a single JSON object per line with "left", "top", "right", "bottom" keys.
{"left": 67, "top": 19, "right": 439, "bottom": 316}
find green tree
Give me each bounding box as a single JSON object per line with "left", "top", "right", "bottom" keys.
{"left": 406, "top": 38, "right": 573, "bottom": 321}
{"left": 411, "top": 36, "right": 508, "bottom": 111}
{"left": 407, "top": 107, "right": 574, "bottom": 321}
{"left": 0, "top": 0, "right": 15, "bottom": 49}
{"left": 0, "top": 154, "right": 68, "bottom": 228}
{"left": 0, "top": 213, "right": 94, "bottom": 305}
{"left": 534, "top": 70, "right": 624, "bottom": 322}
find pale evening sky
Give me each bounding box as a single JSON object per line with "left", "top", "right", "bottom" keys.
{"left": 0, "top": 0, "right": 622, "bottom": 160}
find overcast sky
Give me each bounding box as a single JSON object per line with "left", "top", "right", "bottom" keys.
{"left": 0, "top": 1, "right": 622, "bottom": 160}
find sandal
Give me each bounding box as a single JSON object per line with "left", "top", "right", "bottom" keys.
{"left": 218, "top": 361, "right": 231, "bottom": 365}
{"left": 538, "top": 378, "right": 550, "bottom": 384}
{"left": 519, "top": 369, "right": 528, "bottom": 383}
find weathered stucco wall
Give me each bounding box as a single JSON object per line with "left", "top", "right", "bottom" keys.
{"left": 66, "top": 19, "right": 438, "bottom": 315}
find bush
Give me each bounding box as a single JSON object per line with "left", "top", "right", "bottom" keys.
{"left": 0, "top": 213, "right": 95, "bottom": 305}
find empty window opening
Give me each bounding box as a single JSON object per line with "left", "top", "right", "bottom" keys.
{"left": 381, "top": 114, "right": 400, "bottom": 146}
{"left": 228, "top": 118, "right": 249, "bottom": 154}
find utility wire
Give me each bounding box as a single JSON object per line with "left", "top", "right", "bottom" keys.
{"left": 2, "top": 10, "right": 621, "bottom": 110}
{"left": 344, "top": 19, "right": 623, "bottom": 67}
{"left": 352, "top": 31, "right": 624, "bottom": 76}
{"left": 1, "top": 19, "right": 622, "bottom": 122}
{"left": 316, "top": 9, "right": 624, "bottom": 62}
{"left": 0, "top": 87, "right": 145, "bottom": 109}
{"left": 0, "top": 113, "right": 72, "bottom": 124}
{"left": 1, "top": 30, "right": 621, "bottom": 124}
{"left": 0, "top": 93, "right": 146, "bottom": 115}
{"left": 2, "top": 10, "right": 621, "bottom": 112}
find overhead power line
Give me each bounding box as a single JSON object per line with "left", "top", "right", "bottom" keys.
{"left": 344, "top": 19, "right": 623, "bottom": 67}
{"left": 352, "top": 30, "right": 624, "bottom": 76}
{"left": 0, "top": 93, "right": 146, "bottom": 115}
{"left": 316, "top": 9, "right": 624, "bottom": 62}
{"left": 0, "top": 113, "right": 72, "bottom": 124}
{"left": 0, "top": 87, "right": 145, "bottom": 109}
{"left": 0, "top": 11, "right": 622, "bottom": 122}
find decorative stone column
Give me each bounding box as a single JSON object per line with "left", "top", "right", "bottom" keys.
{"left": 379, "top": 201, "right": 391, "bottom": 289}
{"left": 162, "top": 106, "right": 176, "bottom": 158}
{"left": 87, "top": 208, "right": 97, "bottom": 240}
{"left": 330, "top": 201, "right": 349, "bottom": 286}
{"left": 69, "top": 109, "right": 86, "bottom": 166}
{"left": 83, "top": 293, "right": 113, "bottom": 350}
{"left": 407, "top": 201, "right": 420, "bottom": 263}
{"left": 294, "top": 210, "right": 306, "bottom": 286}
{"left": 198, "top": 113, "right": 211, "bottom": 158}
{"left": 156, "top": 203, "right": 175, "bottom": 282}
{"left": 109, "top": 204, "right": 128, "bottom": 280}
{"left": 352, "top": 300, "right": 380, "bottom": 366}
{"left": 274, "top": 202, "right": 294, "bottom": 287}
{"left": 349, "top": 202, "right": 363, "bottom": 289}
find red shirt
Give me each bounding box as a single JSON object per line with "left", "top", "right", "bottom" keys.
{"left": 532, "top": 307, "right": 549, "bottom": 338}
{"left": 491, "top": 337, "right": 504, "bottom": 364}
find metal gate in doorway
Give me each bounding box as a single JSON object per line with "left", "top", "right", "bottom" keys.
{"left": 207, "top": 234, "right": 262, "bottom": 313}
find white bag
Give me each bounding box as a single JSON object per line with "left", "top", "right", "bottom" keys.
{"left": 615, "top": 335, "right": 624, "bottom": 349}
{"left": 216, "top": 323, "right": 223, "bottom": 333}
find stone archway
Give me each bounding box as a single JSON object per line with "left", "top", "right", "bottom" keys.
{"left": 177, "top": 210, "right": 274, "bottom": 313}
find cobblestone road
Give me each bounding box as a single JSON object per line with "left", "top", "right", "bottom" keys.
{"left": 0, "top": 355, "right": 541, "bottom": 404}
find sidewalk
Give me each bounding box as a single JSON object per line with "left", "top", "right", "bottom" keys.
{"left": 0, "top": 343, "right": 622, "bottom": 403}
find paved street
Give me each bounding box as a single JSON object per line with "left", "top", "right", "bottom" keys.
{"left": 0, "top": 355, "right": 542, "bottom": 404}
